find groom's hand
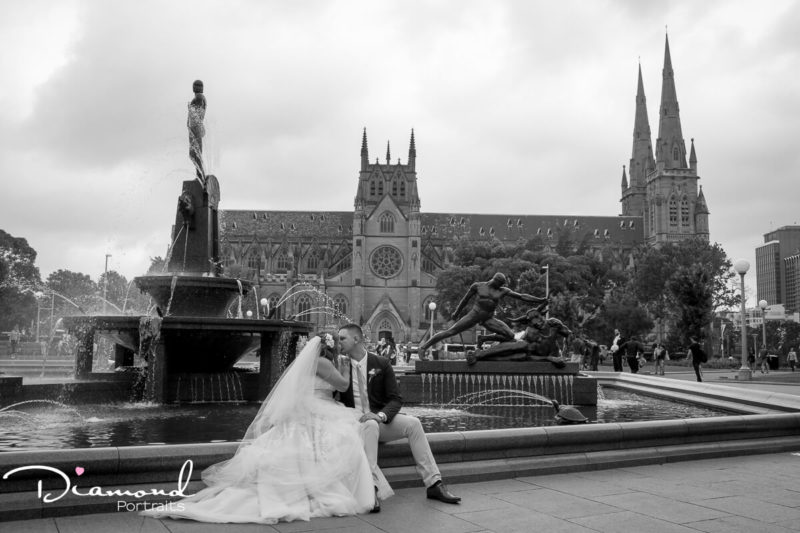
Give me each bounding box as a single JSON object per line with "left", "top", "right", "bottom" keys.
{"left": 360, "top": 412, "right": 381, "bottom": 424}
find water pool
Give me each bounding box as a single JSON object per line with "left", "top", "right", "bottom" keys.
{"left": 0, "top": 388, "right": 738, "bottom": 452}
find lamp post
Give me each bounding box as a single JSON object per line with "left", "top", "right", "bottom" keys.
{"left": 758, "top": 299, "right": 768, "bottom": 349}
{"left": 260, "top": 297, "right": 268, "bottom": 320}
{"left": 34, "top": 291, "right": 44, "bottom": 343}
{"left": 427, "top": 301, "right": 437, "bottom": 346}
{"left": 733, "top": 259, "right": 751, "bottom": 380}
{"left": 103, "top": 254, "right": 112, "bottom": 314}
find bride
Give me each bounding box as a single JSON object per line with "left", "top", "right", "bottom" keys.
{"left": 140, "top": 334, "right": 393, "bottom": 524}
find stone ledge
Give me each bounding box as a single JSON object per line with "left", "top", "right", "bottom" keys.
{"left": 4, "top": 436, "right": 800, "bottom": 522}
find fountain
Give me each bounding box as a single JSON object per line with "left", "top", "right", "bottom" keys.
{"left": 58, "top": 80, "right": 311, "bottom": 403}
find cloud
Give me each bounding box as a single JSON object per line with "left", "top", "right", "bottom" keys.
{"left": 0, "top": 0, "right": 799, "bottom": 288}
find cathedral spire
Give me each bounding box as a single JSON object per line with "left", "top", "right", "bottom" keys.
{"left": 408, "top": 129, "right": 416, "bottom": 170}
{"left": 655, "top": 33, "right": 687, "bottom": 169}
{"left": 695, "top": 185, "right": 709, "bottom": 214}
{"left": 360, "top": 128, "right": 368, "bottom": 170}
{"left": 386, "top": 140, "right": 391, "bottom": 164}
{"left": 630, "top": 63, "right": 655, "bottom": 184}
{"left": 689, "top": 137, "right": 697, "bottom": 171}
{"left": 621, "top": 165, "right": 628, "bottom": 190}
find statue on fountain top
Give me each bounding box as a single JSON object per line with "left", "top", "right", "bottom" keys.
{"left": 418, "top": 272, "right": 548, "bottom": 356}
{"left": 188, "top": 79, "right": 207, "bottom": 188}
{"left": 466, "top": 302, "right": 570, "bottom": 367}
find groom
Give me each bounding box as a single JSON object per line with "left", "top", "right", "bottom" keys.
{"left": 337, "top": 324, "right": 461, "bottom": 510}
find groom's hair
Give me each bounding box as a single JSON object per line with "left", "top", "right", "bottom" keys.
{"left": 339, "top": 323, "right": 363, "bottom": 339}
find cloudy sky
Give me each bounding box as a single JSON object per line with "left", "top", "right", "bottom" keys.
{"left": 1, "top": 0, "right": 798, "bottom": 298}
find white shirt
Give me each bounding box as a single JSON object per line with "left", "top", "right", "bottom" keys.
{"left": 351, "top": 354, "right": 369, "bottom": 413}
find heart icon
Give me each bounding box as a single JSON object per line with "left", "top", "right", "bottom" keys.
{"left": 75, "top": 467, "right": 84, "bottom": 476}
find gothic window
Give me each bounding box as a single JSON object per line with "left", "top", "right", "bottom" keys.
{"left": 421, "top": 255, "right": 436, "bottom": 273}
{"left": 296, "top": 295, "right": 311, "bottom": 320}
{"left": 680, "top": 197, "right": 690, "bottom": 228}
{"left": 333, "top": 294, "right": 348, "bottom": 317}
{"left": 247, "top": 254, "right": 260, "bottom": 270}
{"left": 673, "top": 146, "right": 680, "bottom": 161}
{"left": 378, "top": 318, "right": 392, "bottom": 334}
{"left": 669, "top": 197, "right": 678, "bottom": 227}
{"left": 378, "top": 180, "right": 384, "bottom": 195}
{"left": 268, "top": 294, "right": 282, "bottom": 319}
{"left": 370, "top": 246, "right": 403, "bottom": 278}
{"left": 379, "top": 212, "right": 395, "bottom": 233}
{"left": 306, "top": 251, "right": 319, "bottom": 271}
{"left": 369, "top": 180, "right": 376, "bottom": 196}
{"left": 276, "top": 252, "right": 291, "bottom": 271}
{"left": 400, "top": 181, "right": 406, "bottom": 197}
{"left": 649, "top": 203, "right": 655, "bottom": 233}
{"left": 392, "top": 180, "right": 398, "bottom": 196}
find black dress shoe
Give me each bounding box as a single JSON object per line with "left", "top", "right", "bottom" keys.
{"left": 370, "top": 486, "right": 380, "bottom": 513}
{"left": 426, "top": 481, "right": 461, "bottom": 504}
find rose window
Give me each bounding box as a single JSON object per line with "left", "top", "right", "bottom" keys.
{"left": 370, "top": 246, "right": 403, "bottom": 278}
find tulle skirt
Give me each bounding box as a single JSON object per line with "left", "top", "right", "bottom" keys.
{"left": 140, "top": 396, "right": 392, "bottom": 524}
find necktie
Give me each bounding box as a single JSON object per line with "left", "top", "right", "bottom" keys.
{"left": 356, "top": 362, "right": 369, "bottom": 414}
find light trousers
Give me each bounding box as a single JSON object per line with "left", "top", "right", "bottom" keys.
{"left": 360, "top": 413, "right": 441, "bottom": 488}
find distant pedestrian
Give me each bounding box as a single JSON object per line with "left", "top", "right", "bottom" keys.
{"left": 653, "top": 342, "right": 668, "bottom": 376}
{"left": 610, "top": 329, "right": 623, "bottom": 371}
{"left": 758, "top": 346, "right": 770, "bottom": 374}
{"left": 687, "top": 336, "right": 707, "bottom": 382}
{"left": 618, "top": 336, "right": 644, "bottom": 374}
{"left": 747, "top": 346, "right": 756, "bottom": 372}
{"left": 9, "top": 325, "right": 21, "bottom": 357}
{"left": 787, "top": 348, "right": 797, "bottom": 372}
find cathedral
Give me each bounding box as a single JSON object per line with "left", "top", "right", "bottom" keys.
{"left": 218, "top": 35, "right": 709, "bottom": 343}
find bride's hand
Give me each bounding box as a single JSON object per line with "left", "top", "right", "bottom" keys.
{"left": 336, "top": 355, "right": 350, "bottom": 376}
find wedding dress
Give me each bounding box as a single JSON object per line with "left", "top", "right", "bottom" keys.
{"left": 140, "top": 337, "right": 392, "bottom": 524}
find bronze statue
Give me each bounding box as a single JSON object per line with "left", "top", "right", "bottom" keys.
{"left": 465, "top": 303, "right": 570, "bottom": 367}
{"left": 419, "top": 272, "right": 548, "bottom": 355}
{"left": 188, "top": 79, "right": 207, "bottom": 188}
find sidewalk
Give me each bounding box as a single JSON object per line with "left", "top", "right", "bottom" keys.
{"left": 4, "top": 451, "right": 800, "bottom": 533}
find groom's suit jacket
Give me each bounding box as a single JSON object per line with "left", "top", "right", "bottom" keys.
{"left": 340, "top": 352, "right": 403, "bottom": 424}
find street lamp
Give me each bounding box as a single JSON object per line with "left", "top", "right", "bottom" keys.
{"left": 733, "top": 259, "right": 751, "bottom": 380}
{"left": 260, "top": 297, "right": 268, "bottom": 319}
{"left": 34, "top": 291, "right": 44, "bottom": 342}
{"left": 758, "top": 299, "right": 768, "bottom": 349}
{"left": 246, "top": 310, "right": 253, "bottom": 319}
{"left": 427, "top": 301, "right": 437, "bottom": 347}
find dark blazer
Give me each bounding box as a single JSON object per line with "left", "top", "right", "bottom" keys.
{"left": 340, "top": 352, "right": 403, "bottom": 423}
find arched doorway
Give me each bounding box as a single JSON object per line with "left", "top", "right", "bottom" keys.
{"left": 372, "top": 313, "right": 399, "bottom": 344}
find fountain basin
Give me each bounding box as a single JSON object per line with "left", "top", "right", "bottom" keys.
{"left": 133, "top": 275, "right": 252, "bottom": 317}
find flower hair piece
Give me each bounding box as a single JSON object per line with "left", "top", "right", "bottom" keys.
{"left": 320, "top": 333, "right": 335, "bottom": 349}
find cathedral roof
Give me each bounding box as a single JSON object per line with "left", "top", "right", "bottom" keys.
{"left": 419, "top": 213, "right": 643, "bottom": 245}
{"left": 219, "top": 209, "right": 643, "bottom": 246}
{"left": 220, "top": 210, "right": 353, "bottom": 240}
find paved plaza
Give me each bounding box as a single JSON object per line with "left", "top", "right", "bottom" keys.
{"left": 3, "top": 369, "right": 800, "bottom": 533}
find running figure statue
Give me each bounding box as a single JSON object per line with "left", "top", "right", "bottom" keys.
{"left": 418, "top": 273, "right": 548, "bottom": 356}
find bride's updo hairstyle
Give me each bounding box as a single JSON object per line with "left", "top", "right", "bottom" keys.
{"left": 317, "top": 333, "right": 337, "bottom": 361}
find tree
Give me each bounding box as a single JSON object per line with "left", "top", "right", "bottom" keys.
{"left": 46, "top": 270, "right": 97, "bottom": 314}
{"left": 630, "top": 238, "right": 737, "bottom": 342}
{"left": 0, "top": 230, "right": 41, "bottom": 331}
{"left": 97, "top": 270, "right": 130, "bottom": 312}
{"left": 667, "top": 263, "right": 714, "bottom": 344}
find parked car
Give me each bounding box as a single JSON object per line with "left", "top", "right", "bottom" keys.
{"left": 441, "top": 343, "right": 477, "bottom": 360}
